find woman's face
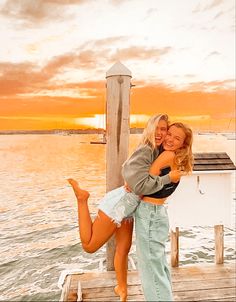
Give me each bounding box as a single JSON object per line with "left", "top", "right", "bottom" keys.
{"left": 163, "top": 125, "right": 186, "bottom": 151}
{"left": 155, "top": 119, "right": 168, "bottom": 146}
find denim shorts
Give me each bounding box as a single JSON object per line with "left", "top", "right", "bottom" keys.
{"left": 135, "top": 200, "right": 173, "bottom": 301}
{"left": 98, "top": 186, "right": 140, "bottom": 226}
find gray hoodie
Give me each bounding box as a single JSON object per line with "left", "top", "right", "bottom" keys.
{"left": 122, "top": 145, "right": 171, "bottom": 195}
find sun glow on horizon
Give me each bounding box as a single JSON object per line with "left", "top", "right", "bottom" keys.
{"left": 0, "top": 113, "right": 234, "bottom": 132}
{"left": 74, "top": 114, "right": 154, "bottom": 129}
{"left": 75, "top": 114, "right": 106, "bottom": 129}
{"left": 130, "top": 114, "right": 150, "bottom": 127}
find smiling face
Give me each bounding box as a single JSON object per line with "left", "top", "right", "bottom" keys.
{"left": 163, "top": 125, "right": 186, "bottom": 151}
{"left": 155, "top": 119, "right": 168, "bottom": 146}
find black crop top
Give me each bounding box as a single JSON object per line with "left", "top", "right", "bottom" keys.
{"left": 143, "top": 167, "right": 179, "bottom": 199}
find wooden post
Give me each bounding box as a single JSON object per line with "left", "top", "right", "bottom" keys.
{"left": 171, "top": 227, "right": 179, "bottom": 267}
{"left": 105, "top": 62, "right": 132, "bottom": 270}
{"left": 214, "top": 224, "right": 224, "bottom": 264}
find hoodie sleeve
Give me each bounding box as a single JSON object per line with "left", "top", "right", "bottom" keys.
{"left": 122, "top": 145, "right": 171, "bottom": 195}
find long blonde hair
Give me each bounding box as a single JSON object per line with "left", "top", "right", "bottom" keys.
{"left": 170, "top": 122, "right": 194, "bottom": 173}
{"left": 139, "top": 114, "right": 169, "bottom": 150}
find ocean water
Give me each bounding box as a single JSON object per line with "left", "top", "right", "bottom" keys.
{"left": 0, "top": 133, "right": 235, "bottom": 301}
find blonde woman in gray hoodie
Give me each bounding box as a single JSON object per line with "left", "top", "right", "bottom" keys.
{"left": 68, "top": 114, "right": 183, "bottom": 301}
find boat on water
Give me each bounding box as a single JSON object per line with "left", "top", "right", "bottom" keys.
{"left": 90, "top": 141, "right": 106, "bottom": 144}
{"left": 90, "top": 133, "right": 106, "bottom": 144}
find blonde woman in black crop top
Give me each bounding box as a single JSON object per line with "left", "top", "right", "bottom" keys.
{"left": 142, "top": 123, "right": 193, "bottom": 205}
{"left": 134, "top": 122, "right": 193, "bottom": 302}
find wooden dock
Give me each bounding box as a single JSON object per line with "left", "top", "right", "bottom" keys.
{"left": 60, "top": 262, "right": 235, "bottom": 301}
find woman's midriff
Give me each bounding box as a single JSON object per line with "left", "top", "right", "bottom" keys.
{"left": 142, "top": 196, "right": 166, "bottom": 205}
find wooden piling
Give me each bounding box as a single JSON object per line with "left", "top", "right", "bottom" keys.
{"left": 171, "top": 227, "right": 179, "bottom": 267}
{"left": 214, "top": 224, "right": 224, "bottom": 264}
{"left": 105, "top": 62, "right": 132, "bottom": 270}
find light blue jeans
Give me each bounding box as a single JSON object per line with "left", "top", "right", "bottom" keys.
{"left": 135, "top": 201, "right": 173, "bottom": 301}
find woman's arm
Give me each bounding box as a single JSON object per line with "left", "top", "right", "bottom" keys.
{"left": 122, "top": 145, "right": 172, "bottom": 195}
{"left": 149, "top": 151, "right": 175, "bottom": 175}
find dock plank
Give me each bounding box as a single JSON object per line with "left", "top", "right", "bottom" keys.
{"left": 60, "top": 263, "right": 235, "bottom": 302}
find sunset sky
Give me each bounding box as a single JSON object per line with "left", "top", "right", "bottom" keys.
{"left": 0, "top": 0, "right": 235, "bottom": 131}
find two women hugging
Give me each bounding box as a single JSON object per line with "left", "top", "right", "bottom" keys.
{"left": 68, "top": 114, "right": 193, "bottom": 302}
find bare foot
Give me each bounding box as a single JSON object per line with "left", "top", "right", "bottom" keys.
{"left": 67, "top": 178, "right": 90, "bottom": 202}
{"left": 114, "top": 285, "right": 127, "bottom": 302}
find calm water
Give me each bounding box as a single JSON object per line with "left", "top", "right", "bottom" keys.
{"left": 0, "top": 133, "right": 235, "bottom": 301}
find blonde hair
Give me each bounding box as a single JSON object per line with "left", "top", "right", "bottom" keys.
{"left": 170, "top": 122, "right": 194, "bottom": 173}
{"left": 139, "top": 114, "right": 169, "bottom": 150}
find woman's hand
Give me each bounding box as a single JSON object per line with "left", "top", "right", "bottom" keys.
{"left": 169, "top": 170, "right": 182, "bottom": 183}
{"left": 124, "top": 181, "right": 132, "bottom": 192}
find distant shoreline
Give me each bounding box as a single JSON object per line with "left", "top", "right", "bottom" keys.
{"left": 0, "top": 128, "right": 145, "bottom": 135}
{"left": 0, "top": 129, "right": 234, "bottom": 135}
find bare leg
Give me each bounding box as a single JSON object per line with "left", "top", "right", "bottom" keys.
{"left": 67, "top": 178, "right": 117, "bottom": 253}
{"left": 114, "top": 219, "right": 134, "bottom": 301}
{"left": 68, "top": 178, "right": 92, "bottom": 244}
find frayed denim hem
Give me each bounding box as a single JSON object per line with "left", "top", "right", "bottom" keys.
{"left": 111, "top": 216, "right": 134, "bottom": 228}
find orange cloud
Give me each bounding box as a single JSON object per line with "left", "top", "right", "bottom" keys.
{"left": 111, "top": 47, "right": 172, "bottom": 63}
{"left": 130, "top": 82, "right": 235, "bottom": 117}
{"left": 0, "top": 0, "right": 87, "bottom": 25}
{"left": 0, "top": 62, "right": 52, "bottom": 96}
{"left": 0, "top": 43, "right": 174, "bottom": 98}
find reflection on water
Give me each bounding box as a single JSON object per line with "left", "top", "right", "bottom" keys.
{"left": 0, "top": 133, "right": 235, "bottom": 301}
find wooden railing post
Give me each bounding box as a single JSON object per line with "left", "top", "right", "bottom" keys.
{"left": 105, "top": 62, "right": 132, "bottom": 270}
{"left": 214, "top": 224, "right": 224, "bottom": 264}
{"left": 171, "top": 227, "right": 179, "bottom": 267}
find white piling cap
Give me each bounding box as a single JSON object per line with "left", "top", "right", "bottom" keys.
{"left": 106, "top": 61, "right": 132, "bottom": 78}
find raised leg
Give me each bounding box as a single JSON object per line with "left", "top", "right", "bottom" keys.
{"left": 114, "top": 218, "right": 134, "bottom": 301}
{"left": 68, "top": 179, "right": 117, "bottom": 253}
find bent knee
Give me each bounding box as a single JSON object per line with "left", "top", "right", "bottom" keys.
{"left": 82, "top": 243, "right": 98, "bottom": 253}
